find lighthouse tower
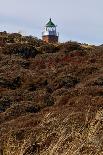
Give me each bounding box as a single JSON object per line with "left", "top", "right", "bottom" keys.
{"left": 42, "top": 18, "right": 59, "bottom": 43}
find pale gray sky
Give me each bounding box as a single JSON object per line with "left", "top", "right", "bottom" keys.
{"left": 0, "top": 0, "right": 103, "bottom": 44}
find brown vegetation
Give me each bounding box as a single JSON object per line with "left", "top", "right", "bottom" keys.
{"left": 0, "top": 33, "right": 103, "bottom": 155}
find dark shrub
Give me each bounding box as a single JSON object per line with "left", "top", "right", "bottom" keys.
{"left": 96, "top": 91, "right": 103, "bottom": 96}
{"left": 90, "top": 58, "right": 96, "bottom": 63}
{"left": 44, "top": 95, "right": 54, "bottom": 106}
{"left": 3, "top": 43, "right": 38, "bottom": 58}
{"left": 76, "top": 67, "right": 98, "bottom": 78}
{"left": 19, "top": 61, "right": 30, "bottom": 69}
{"left": 28, "top": 79, "right": 48, "bottom": 91}
{"left": 43, "top": 79, "right": 48, "bottom": 86}
{"left": 94, "top": 77, "right": 103, "bottom": 86}
{"left": 53, "top": 75, "right": 79, "bottom": 89}
{"left": 46, "top": 85, "right": 54, "bottom": 93}
{"left": 39, "top": 44, "right": 59, "bottom": 53}
{"left": 37, "top": 79, "right": 48, "bottom": 88}
{"left": 61, "top": 76, "right": 79, "bottom": 88}
{"left": 0, "top": 149, "right": 3, "bottom": 155}
{"left": 23, "top": 143, "right": 40, "bottom": 155}
{"left": 28, "top": 84, "right": 37, "bottom": 91}
{"left": 0, "top": 98, "right": 12, "bottom": 112}
{"left": 11, "top": 76, "right": 21, "bottom": 89}
{"left": 60, "top": 41, "right": 81, "bottom": 53}
{"left": 0, "top": 76, "right": 21, "bottom": 90}
{"left": 0, "top": 77, "right": 12, "bottom": 89}
{"left": 12, "top": 129, "right": 25, "bottom": 141}
{"left": 25, "top": 105, "right": 40, "bottom": 113}
{"left": 0, "top": 78, "right": 8, "bottom": 87}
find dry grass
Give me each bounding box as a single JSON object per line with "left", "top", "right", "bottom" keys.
{"left": 0, "top": 39, "right": 103, "bottom": 154}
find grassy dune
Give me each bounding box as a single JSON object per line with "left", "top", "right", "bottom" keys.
{"left": 0, "top": 36, "right": 103, "bottom": 155}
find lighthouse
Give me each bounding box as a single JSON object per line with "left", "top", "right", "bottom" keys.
{"left": 42, "top": 18, "right": 59, "bottom": 43}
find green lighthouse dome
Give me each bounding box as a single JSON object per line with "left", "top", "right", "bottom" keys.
{"left": 46, "top": 18, "right": 56, "bottom": 27}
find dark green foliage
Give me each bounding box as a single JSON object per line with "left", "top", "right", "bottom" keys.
{"left": 39, "top": 44, "right": 59, "bottom": 53}
{"left": 23, "top": 36, "right": 44, "bottom": 47}
{"left": 60, "top": 41, "right": 81, "bottom": 53}
{"left": 3, "top": 43, "right": 38, "bottom": 58}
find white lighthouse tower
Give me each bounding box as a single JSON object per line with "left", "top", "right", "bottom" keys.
{"left": 42, "top": 18, "right": 59, "bottom": 43}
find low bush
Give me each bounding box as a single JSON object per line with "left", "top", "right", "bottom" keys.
{"left": 44, "top": 95, "right": 54, "bottom": 106}
{"left": 28, "top": 84, "right": 37, "bottom": 91}
{"left": 59, "top": 41, "right": 81, "bottom": 53}
{"left": 12, "top": 129, "right": 25, "bottom": 141}
{"left": 25, "top": 105, "right": 40, "bottom": 113}
{"left": 52, "top": 75, "right": 79, "bottom": 90}
{"left": 3, "top": 43, "right": 38, "bottom": 58}
{"left": 23, "top": 143, "right": 40, "bottom": 155}
{"left": 94, "top": 77, "right": 103, "bottom": 86}
{"left": 0, "top": 98, "right": 12, "bottom": 112}
{"left": 39, "top": 44, "right": 59, "bottom": 53}
{"left": 19, "top": 61, "right": 30, "bottom": 69}
{"left": 46, "top": 85, "right": 54, "bottom": 93}
{"left": 0, "top": 76, "right": 21, "bottom": 90}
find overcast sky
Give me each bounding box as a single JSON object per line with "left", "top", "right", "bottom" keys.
{"left": 0, "top": 0, "right": 103, "bottom": 44}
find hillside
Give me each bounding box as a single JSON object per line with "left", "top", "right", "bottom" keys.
{"left": 0, "top": 34, "right": 103, "bottom": 155}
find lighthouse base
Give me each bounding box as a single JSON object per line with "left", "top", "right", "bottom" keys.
{"left": 42, "top": 35, "right": 58, "bottom": 43}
